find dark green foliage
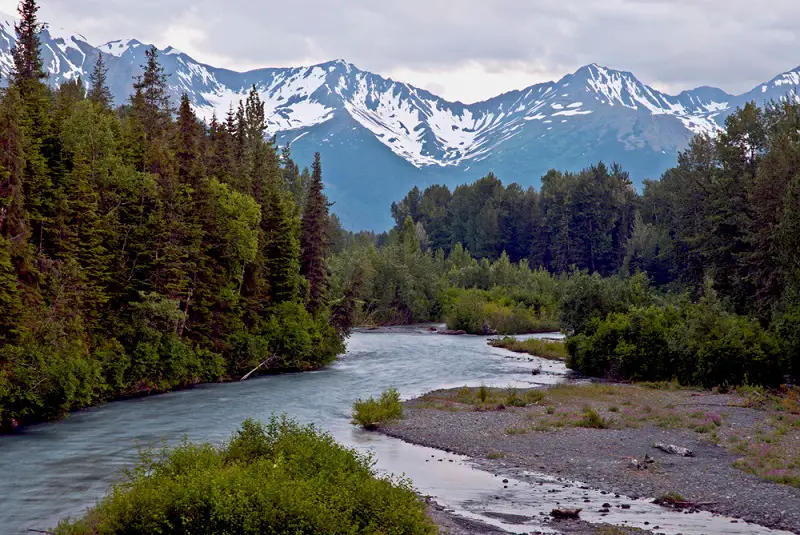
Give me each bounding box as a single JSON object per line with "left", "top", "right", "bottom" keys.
{"left": 557, "top": 271, "right": 651, "bottom": 334}
{"left": 11, "top": 0, "right": 46, "bottom": 93}
{"left": 87, "top": 54, "right": 112, "bottom": 109}
{"left": 0, "top": 12, "right": 345, "bottom": 431}
{"left": 773, "top": 304, "right": 800, "bottom": 382}
{"left": 300, "top": 153, "right": 329, "bottom": 312}
{"left": 54, "top": 417, "right": 435, "bottom": 535}
{"left": 567, "top": 299, "right": 785, "bottom": 388}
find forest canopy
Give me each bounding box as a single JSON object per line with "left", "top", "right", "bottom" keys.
{"left": 0, "top": 1, "right": 344, "bottom": 431}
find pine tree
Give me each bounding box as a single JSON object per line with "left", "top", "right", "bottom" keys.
{"left": 0, "top": 234, "right": 22, "bottom": 342}
{"left": 87, "top": 54, "right": 113, "bottom": 108}
{"left": 261, "top": 176, "right": 300, "bottom": 306}
{"left": 300, "top": 153, "right": 329, "bottom": 312}
{"left": 10, "top": 0, "right": 52, "bottom": 258}
{"left": 132, "top": 46, "right": 171, "bottom": 150}
{"left": 778, "top": 173, "right": 800, "bottom": 296}
{"left": 11, "top": 0, "right": 46, "bottom": 97}
{"left": 0, "top": 86, "right": 28, "bottom": 248}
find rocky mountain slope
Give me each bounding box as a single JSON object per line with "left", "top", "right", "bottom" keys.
{"left": 1, "top": 12, "right": 798, "bottom": 228}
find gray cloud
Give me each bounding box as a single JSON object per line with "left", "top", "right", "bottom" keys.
{"left": 5, "top": 0, "right": 800, "bottom": 101}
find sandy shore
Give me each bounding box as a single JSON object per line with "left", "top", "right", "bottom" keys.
{"left": 383, "top": 384, "right": 800, "bottom": 534}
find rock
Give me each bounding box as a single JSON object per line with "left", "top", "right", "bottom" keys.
{"left": 621, "top": 504, "right": 631, "bottom": 509}
{"left": 438, "top": 330, "right": 468, "bottom": 336}
{"left": 602, "top": 503, "right": 611, "bottom": 508}
{"left": 551, "top": 508, "right": 582, "bottom": 519}
{"left": 654, "top": 442, "right": 694, "bottom": 457}
{"left": 628, "top": 457, "right": 647, "bottom": 470}
{"left": 599, "top": 508, "right": 610, "bottom": 513}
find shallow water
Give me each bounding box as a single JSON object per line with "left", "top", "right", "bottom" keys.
{"left": 0, "top": 327, "right": 792, "bottom": 534}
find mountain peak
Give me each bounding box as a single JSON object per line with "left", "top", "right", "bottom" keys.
{"left": 99, "top": 38, "right": 144, "bottom": 57}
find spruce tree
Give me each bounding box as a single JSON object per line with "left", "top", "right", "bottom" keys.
{"left": 11, "top": 0, "right": 52, "bottom": 257}
{"left": 261, "top": 176, "right": 300, "bottom": 306}
{"left": 0, "top": 85, "right": 28, "bottom": 247}
{"left": 87, "top": 54, "right": 113, "bottom": 109}
{"left": 300, "top": 153, "right": 329, "bottom": 312}
{"left": 0, "top": 234, "right": 22, "bottom": 343}
{"left": 11, "top": 0, "right": 46, "bottom": 97}
{"left": 132, "top": 46, "right": 171, "bottom": 146}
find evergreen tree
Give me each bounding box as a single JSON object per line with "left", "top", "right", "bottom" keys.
{"left": 300, "top": 153, "right": 329, "bottom": 312}
{"left": 261, "top": 178, "right": 300, "bottom": 306}
{"left": 87, "top": 54, "right": 113, "bottom": 109}
{"left": 10, "top": 0, "right": 52, "bottom": 258}
{"left": 0, "top": 234, "right": 22, "bottom": 342}
{"left": 11, "top": 0, "right": 46, "bottom": 96}
{"left": 0, "top": 86, "right": 29, "bottom": 248}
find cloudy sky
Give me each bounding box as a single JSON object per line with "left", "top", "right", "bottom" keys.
{"left": 1, "top": 0, "right": 798, "bottom": 102}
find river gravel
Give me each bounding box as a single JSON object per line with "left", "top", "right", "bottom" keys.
{"left": 383, "top": 390, "right": 800, "bottom": 534}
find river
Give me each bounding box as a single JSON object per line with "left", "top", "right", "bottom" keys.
{"left": 0, "top": 327, "right": 793, "bottom": 535}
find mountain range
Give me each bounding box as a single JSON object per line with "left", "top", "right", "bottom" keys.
{"left": 1, "top": 12, "right": 799, "bottom": 229}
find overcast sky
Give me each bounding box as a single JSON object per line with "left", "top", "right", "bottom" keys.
{"left": 1, "top": 0, "right": 798, "bottom": 103}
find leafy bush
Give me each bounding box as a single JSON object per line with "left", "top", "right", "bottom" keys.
{"left": 567, "top": 300, "right": 786, "bottom": 388}
{"left": 774, "top": 304, "right": 800, "bottom": 382}
{"left": 55, "top": 418, "right": 435, "bottom": 535}
{"left": 351, "top": 387, "right": 404, "bottom": 429}
{"left": 444, "top": 288, "right": 558, "bottom": 335}
{"left": 558, "top": 271, "right": 652, "bottom": 334}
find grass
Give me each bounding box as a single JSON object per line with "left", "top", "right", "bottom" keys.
{"left": 351, "top": 387, "right": 404, "bottom": 429}
{"left": 487, "top": 452, "right": 506, "bottom": 459}
{"left": 728, "top": 386, "right": 800, "bottom": 488}
{"left": 489, "top": 337, "right": 568, "bottom": 360}
{"left": 414, "top": 383, "right": 800, "bottom": 489}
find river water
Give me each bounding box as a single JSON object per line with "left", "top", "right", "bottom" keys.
{"left": 0, "top": 327, "right": 793, "bottom": 535}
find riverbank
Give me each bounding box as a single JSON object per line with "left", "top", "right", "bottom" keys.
{"left": 382, "top": 384, "right": 800, "bottom": 534}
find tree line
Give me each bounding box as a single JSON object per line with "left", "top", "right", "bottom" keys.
{"left": 385, "top": 100, "right": 800, "bottom": 323}
{"left": 0, "top": 0, "right": 343, "bottom": 430}
{"left": 330, "top": 99, "right": 800, "bottom": 385}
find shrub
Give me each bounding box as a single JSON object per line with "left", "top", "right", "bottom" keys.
{"left": 558, "top": 271, "right": 651, "bottom": 335}
{"left": 54, "top": 418, "right": 435, "bottom": 535}
{"left": 351, "top": 387, "right": 404, "bottom": 429}
{"left": 445, "top": 289, "right": 558, "bottom": 335}
{"left": 566, "top": 300, "right": 786, "bottom": 388}
{"left": 505, "top": 387, "right": 527, "bottom": 407}
{"left": 578, "top": 406, "right": 610, "bottom": 429}
{"left": 774, "top": 304, "right": 800, "bottom": 382}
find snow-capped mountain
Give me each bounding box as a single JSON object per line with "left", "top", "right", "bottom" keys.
{"left": 1, "top": 12, "right": 799, "bottom": 229}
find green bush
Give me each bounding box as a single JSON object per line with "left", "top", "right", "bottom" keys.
{"left": 558, "top": 271, "right": 651, "bottom": 334}
{"left": 54, "top": 418, "right": 435, "bottom": 535}
{"left": 351, "top": 387, "right": 404, "bottom": 429}
{"left": 444, "top": 288, "right": 558, "bottom": 335}
{"left": 567, "top": 305, "right": 679, "bottom": 380}
{"left": 774, "top": 304, "right": 800, "bottom": 382}
{"left": 567, "top": 300, "right": 786, "bottom": 388}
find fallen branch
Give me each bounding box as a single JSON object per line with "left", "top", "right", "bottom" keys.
{"left": 28, "top": 530, "right": 56, "bottom": 535}
{"left": 240, "top": 354, "right": 281, "bottom": 381}
{"left": 654, "top": 442, "right": 694, "bottom": 457}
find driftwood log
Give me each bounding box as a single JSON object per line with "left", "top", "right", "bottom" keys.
{"left": 240, "top": 354, "right": 281, "bottom": 381}
{"left": 654, "top": 442, "right": 694, "bottom": 457}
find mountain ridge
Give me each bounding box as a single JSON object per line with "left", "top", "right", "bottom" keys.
{"left": 1, "top": 11, "right": 799, "bottom": 229}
